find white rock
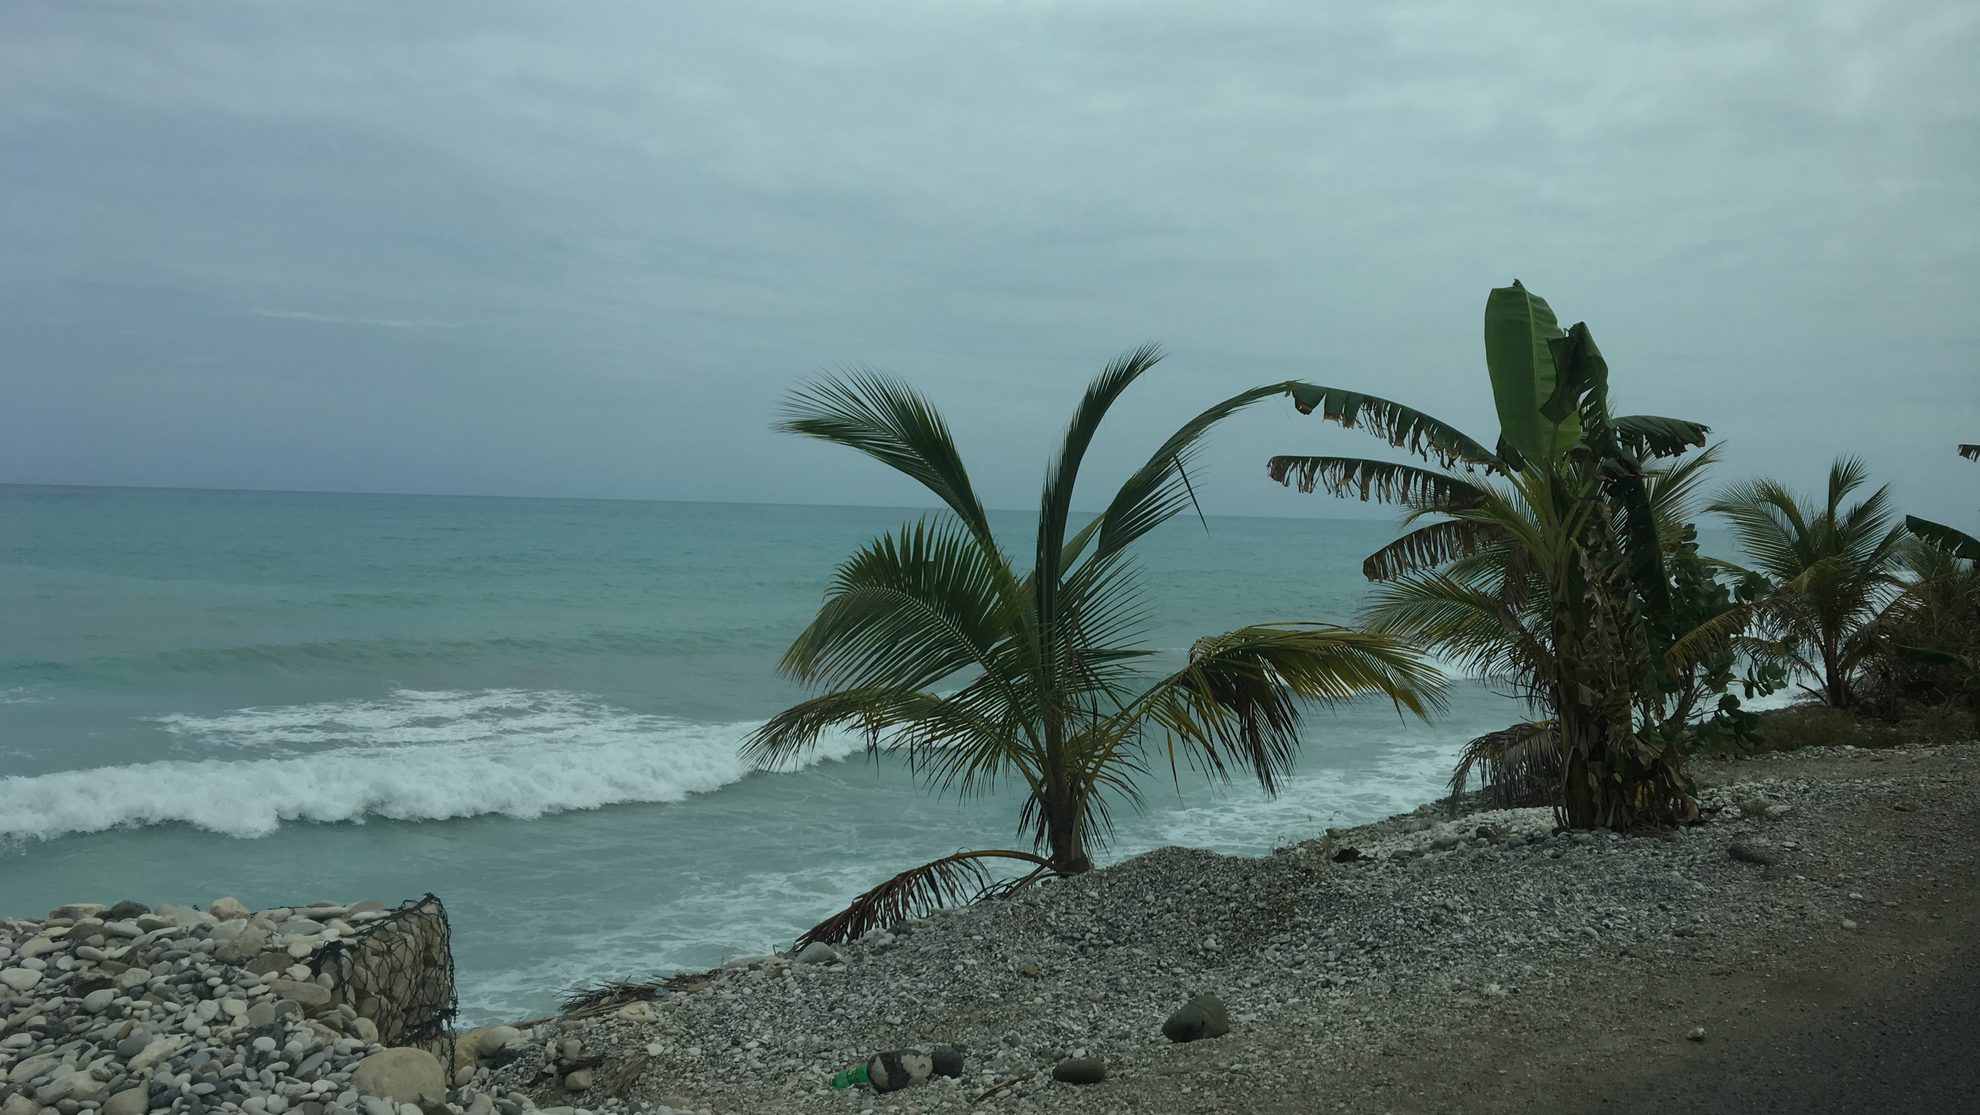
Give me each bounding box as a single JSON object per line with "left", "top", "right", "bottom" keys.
{"left": 0, "top": 968, "right": 42, "bottom": 992}
{"left": 129, "top": 1034, "right": 187, "bottom": 1072}
{"left": 210, "top": 897, "right": 251, "bottom": 921}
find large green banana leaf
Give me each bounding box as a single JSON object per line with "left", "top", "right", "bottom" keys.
{"left": 1484, "top": 281, "right": 1577, "bottom": 464}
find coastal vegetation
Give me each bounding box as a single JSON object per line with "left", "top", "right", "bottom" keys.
{"left": 748, "top": 293, "right": 1977, "bottom": 947}
{"left": 1266, "top": 281, "right": 1731, "bottom": 829}
{"left": 1708, "top": 456, "right": 1912, "bottom": 709}
{"left": 747, "top": 348, "right": 1443, "bottom": 943}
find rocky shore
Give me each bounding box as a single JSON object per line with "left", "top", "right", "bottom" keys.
{"left": 9, "top": 740, "right": 1976, "bottom": 1115}
{"left": 485, "top": 741, "right": 1979, "bottom": 1114}
{"left": 0, "top": 899, "right": 552, "bottom": 1115}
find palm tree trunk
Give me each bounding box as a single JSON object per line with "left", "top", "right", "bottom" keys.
{"left": 1042, "top": 777, "right": 1092, "bottom": 875}
{"left": 1038, "top": 714, "right": 1093, "bottom": 875}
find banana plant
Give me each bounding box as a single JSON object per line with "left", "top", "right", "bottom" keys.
{"left": 1267, "top": 282, "right": 1724, "bottom": 829}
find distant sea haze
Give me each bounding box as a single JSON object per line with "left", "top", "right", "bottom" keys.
{"left": 3, "top": 484, "right": 1537, "bottom": 1022}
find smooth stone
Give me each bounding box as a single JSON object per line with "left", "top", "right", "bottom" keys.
{"left": 0, "top": 968, "right": 43, "bottom": 992}
{"left": 271, "top": 980, "right": 334, "bottom": 1014}
{"left": 562, "top": 1069, "right": 592, "bottom": 1092}
{"left": 50, "top": 903, "right": 107, "bottom": 921}
{"left": 1162, "top": 993, "right": 1231, "bottom": 1043}
{"left": 102, "top": 1087, "right": 149, "bottom": 1115}
{"left": 350, "top": 1048, "right": 444, "bottom": 1106}
{"left": 615, "top": 1001, "right": 657, "bottom": 1023}
{"left": 117, "top": 1030, "right": 154, "bottom": 1059}
{"left": 129, "top": 1034, "right": 187, "bottom": 1072}
{"left": 793, "top": 941, "right": 839, "bottom": 965}
{"left": 8, "top": 1050, "right": 63, "bottom": 1085}
{"left": 1052, "top": 1057, "right": 1107, "bottom": 1085}
{"left": 81, "top": 988, "right": 117, "bottom": 1013}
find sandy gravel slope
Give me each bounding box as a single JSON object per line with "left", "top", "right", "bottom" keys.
{"left": 497, "top": 742, "right": 1979, "bottom": 1115}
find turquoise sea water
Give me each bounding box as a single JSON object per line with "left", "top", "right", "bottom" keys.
{"left": 0, "top": 484, "right": 1529, "bottom": 1023}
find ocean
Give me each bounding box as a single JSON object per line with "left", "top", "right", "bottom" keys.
{"left": 0, "top": 484, "right": 1531, "bottom": 1023}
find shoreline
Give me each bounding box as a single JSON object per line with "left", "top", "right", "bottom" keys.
{"left": 7, "top": 739, "right": 1976, "bottom": 1114}
{"left": 484, "top": 739, "right": 1980, "bottom": 1113}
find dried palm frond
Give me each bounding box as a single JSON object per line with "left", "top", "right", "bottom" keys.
{"left": 796, "top": 849, "right": 1056, "bottom": 948}
{"left": 557, "top": 978, "right": 667, "bottom": 1016}
{"left": 1448, "top": 721, "right": 1560, "bottom": 807}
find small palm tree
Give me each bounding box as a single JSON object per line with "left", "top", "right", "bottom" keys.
{"left": 746, "top": 347, "right": 1442, "bottom": 941}
{"left": 1709, "top": 457, "right": 1910, "bottom": 708}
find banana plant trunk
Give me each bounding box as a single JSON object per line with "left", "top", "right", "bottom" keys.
{"left": 1552, "top": 518, "right": 1695, "bottom": 830}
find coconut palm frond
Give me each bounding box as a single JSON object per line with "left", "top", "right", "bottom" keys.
{"left": 1449, "top": 721, "right": 1560, "bottom": 806}
{"left": 1037, "top": 344, "right": 1166, "bottom": 599}
{"left": 1121, "top": 624, "right": 1445, "bottom": 795}
{"left": 780, "top": 370, "right": 996, "bottom": 544}
{"left": 1089, "top": 382, "right": 1293, "bottom": 564}
{"left": 1663, "top": 600, "right": 1756, "bottom": 673}
{"left": 783, "top": 518, "right": 1024, "bottom": 693}
{"left": 795, "top": 849, "right": 1055, "bottom": 948}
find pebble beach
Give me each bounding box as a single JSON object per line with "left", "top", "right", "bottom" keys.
{"left": 7, "top": 741, "right": 1976, "bottom": 1115}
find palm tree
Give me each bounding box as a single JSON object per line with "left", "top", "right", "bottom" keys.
{"left": 1266, "top": 282, "right": 1718, "bottom": 829}
{"left": 746, "top": 347, "right": 1442, "bottom": 940}
{"left": 1709, "top": 457, "right": 1910, "bottom": 708}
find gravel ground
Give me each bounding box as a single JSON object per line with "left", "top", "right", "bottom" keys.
{"left": 485, "top": 740, "right": 1979, "bottom": 1115}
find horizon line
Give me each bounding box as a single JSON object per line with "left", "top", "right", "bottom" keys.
{"left": 0, "top": 480, "right": 1396, "bottom": 524}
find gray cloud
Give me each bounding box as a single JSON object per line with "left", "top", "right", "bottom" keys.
{"left": 2, "top": 0, "right": 1976, "bottom": 524}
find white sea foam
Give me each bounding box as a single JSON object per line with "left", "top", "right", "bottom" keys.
{"left": 0, "top": 689, "right": 865, "bottom": 841}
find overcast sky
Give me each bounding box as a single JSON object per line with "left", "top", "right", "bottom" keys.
{"left": 3, "top": 1, "right": 1976, "bottom": 524}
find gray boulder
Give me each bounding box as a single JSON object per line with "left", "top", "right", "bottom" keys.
{"left": 1162, "top": 992, "right": 1231, "bottom": 1043}
{"left": 352, "top": 1047, "right": 446, "bottom": 1105}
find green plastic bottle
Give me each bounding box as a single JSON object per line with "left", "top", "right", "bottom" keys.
{"left": 829, "top": 1064, "right": 869, "bottom": 1089}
